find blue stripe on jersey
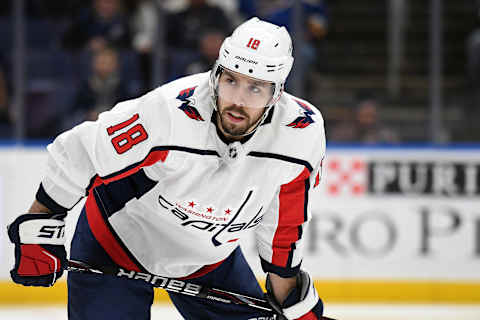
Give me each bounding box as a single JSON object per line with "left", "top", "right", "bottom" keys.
{"left": 260, "top": 256, "right": 301, "bottom": 278}
{"left": 36, "top": 183, "right": 69, "bottom": 213}
{"left": 304, "top": 175, "right": 310, "bottom": 221}
{"left": 94, "top": 169, "right": 157, "bottom": 217}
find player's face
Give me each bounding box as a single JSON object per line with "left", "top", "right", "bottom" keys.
{"left": 216, "top": 69, "right": 273, "bottom": 139}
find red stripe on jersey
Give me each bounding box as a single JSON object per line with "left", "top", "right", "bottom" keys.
{"left": 87, "top": 150, "right": 169, "bottom": 192}
{"left": 103, "top": 150, "right": 169, "bottom": 185}
{"left": 83, "top": 149, "right": 169, "bottom": 272}
{"left": 88, "top": 150, "right": 169, "bottom": 191}
{"left": 314, "top": 172, "right": 320, "bottom": 187}
{"left": 298, "top": 311, "right": 319, "bottom": 320}
{"left": 85, "top": 193, "right": 141, "bottom": 272}
{"left": 271, "top": 167, "right": 310, "bottom": 267}
{"left": 178, "top": 258, "right": 225, "bottom": 280}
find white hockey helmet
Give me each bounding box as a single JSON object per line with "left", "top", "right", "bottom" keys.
{"left": 210, "top": 17, "right": 294, "bottom": 111}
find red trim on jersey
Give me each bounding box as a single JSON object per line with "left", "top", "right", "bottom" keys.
{"left": 87, "top": 150, "right": 169, "bottom": 191}
{"left": 298, "top": 311, "right": 319, "bottom": 320}
{"left": 178, "top": 258, "right": 225, "bottom": 280}
{"left": 271, "top": 167, "right": 310, "bottom": 267}
{"left": 85, "top": 193, "right": 141, "bottom": 272}
{"left": 314, "top": 172, "right": 320, "bottom": 188}
{"left": 83, "top": 149, "right": 170, "bottom": 272}
{"left": 86, "top": 150, "right": 169, "bottom": 191}
{"left": 104, "top": 150, "right": 169, "bottom": 185}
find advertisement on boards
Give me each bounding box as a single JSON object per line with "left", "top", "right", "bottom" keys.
{"left": 242, "top": 148, "right": 480, "bottom": 281}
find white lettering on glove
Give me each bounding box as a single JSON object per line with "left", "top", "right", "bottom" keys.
{"left": 19, "top": 219, "right": 66, "bottom": 245}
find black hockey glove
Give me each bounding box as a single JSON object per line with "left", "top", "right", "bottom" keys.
{"left": 7, "top": 213, "right": 67, "bottom": 287}
{"left": 265, "top": 270, "right": 324, "bottom": 320}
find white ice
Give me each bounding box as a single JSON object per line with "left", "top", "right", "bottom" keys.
{"left": 1, "top": 304, "right": 480, "bottom": 319}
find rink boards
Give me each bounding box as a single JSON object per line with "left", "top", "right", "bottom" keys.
{"left": 0, "top": 145, "right": 479, "bottom": 304}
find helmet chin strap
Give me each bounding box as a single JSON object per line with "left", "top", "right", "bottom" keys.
{"left": 233, "top": 107, "right": 268, "bottom": 138}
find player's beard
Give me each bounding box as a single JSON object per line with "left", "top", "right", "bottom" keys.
{"left": 218, "top": 105, "right": 259, "bottom": 137}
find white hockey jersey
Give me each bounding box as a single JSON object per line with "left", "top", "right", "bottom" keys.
{"left": 40, "top": 72, "right": 326, "bottom": 278}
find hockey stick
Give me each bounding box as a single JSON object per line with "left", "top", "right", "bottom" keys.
{"left": 67, "top": 259, "right": 336, "bottom": 320}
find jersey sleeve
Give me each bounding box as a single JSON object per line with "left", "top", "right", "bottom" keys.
{"left": 38, "top": 89, "right": 172, "bottom": 212}
{"left": 254, "top": 167, "right": 311, "bottom": 277}
{"left": 255, "top": 116, "right": 326, "bottom": 278}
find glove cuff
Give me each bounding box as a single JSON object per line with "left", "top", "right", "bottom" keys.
{"left": 266, "top": 270, "right": 323, "bottom": 320}
{"left": 8, "top": 213, "right": 67, "bottom": 245}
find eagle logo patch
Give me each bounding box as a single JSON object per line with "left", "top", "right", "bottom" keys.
{"left": 176, "top": 86, "right": 204, "bottom": 121}
{"left": 286, "top": 99, "right": 315, "bottom": 128}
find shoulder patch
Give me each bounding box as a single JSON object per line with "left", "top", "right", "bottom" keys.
{"left": 176, "top": 86, "right": 204, "bottom": 121}
{"left": 286, "top": 99, "right": 315, "bottom": 129}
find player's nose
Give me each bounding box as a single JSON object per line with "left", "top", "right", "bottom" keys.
{"left": 229, "top": 87, "right": 248, "bottom": 107}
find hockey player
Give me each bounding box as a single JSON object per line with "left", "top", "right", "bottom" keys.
{"left": 7, "top": 17, "right": 326, "bottom": 320}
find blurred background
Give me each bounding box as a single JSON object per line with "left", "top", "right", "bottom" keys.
{"left": 0, "top": 0, "right": 479, "bottom": 319}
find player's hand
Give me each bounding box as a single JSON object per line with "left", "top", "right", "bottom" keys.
{"left": 7, "top": 213, "right": 67, "bottom": 287}
{"left": 266, "top": 270, "right": 323, "bottom": 320}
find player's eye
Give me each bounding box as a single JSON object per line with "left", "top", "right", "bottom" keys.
{"left": 249, "top": 85, "right": 262, "bottom": 94}
{"left": 225, "top": 77, "right": 236, "bottom": 85}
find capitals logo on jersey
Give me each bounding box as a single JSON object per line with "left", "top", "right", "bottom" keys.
{"left": 176, "top": 86, "right": 204, "bottom": 121}
{"left": 158, "top": 192, "right": 263, "bottom": 247}
{"left": 286, "top": 99, "right": 315, "bottom": 128}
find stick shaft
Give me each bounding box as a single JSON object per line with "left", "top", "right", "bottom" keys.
{"left": 67, "top": 259, "right": 272, "bottom": 312}
{"left": 67, "top": 260, "right": 337, "bottom": 320}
